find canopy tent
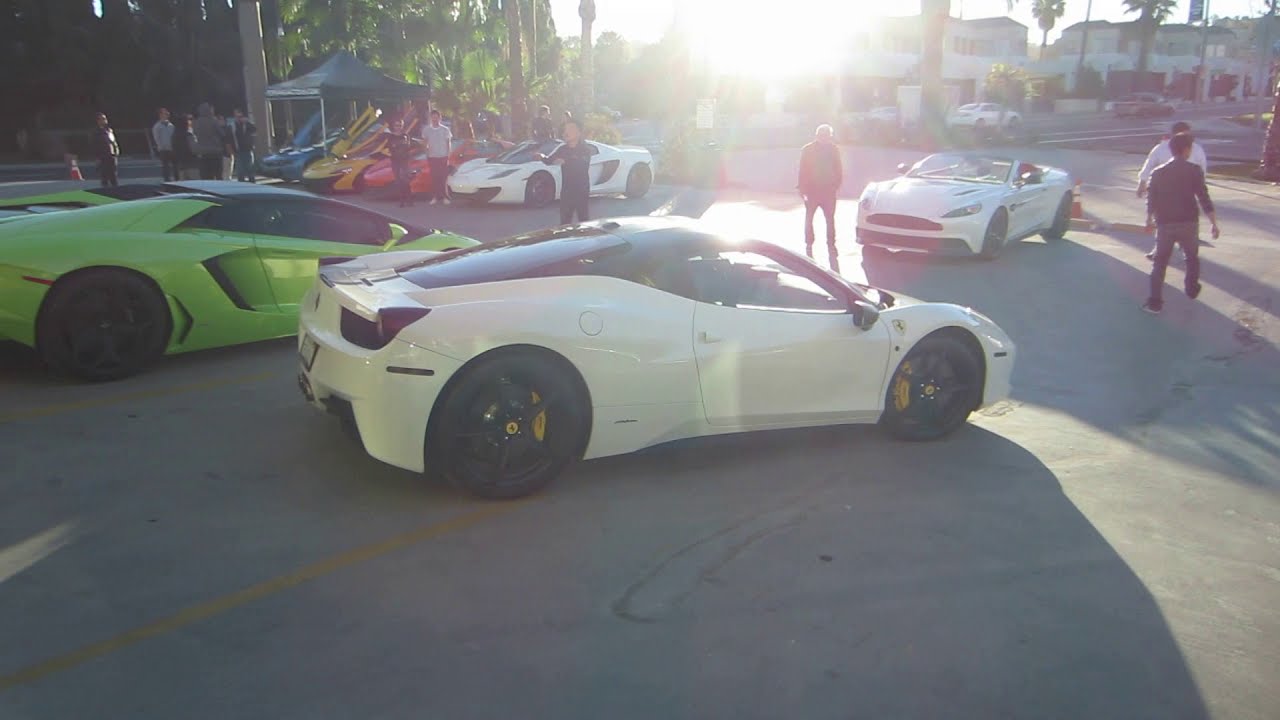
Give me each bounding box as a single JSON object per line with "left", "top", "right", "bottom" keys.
{"left": 265, "top": 51, "right": 430, "bottom": 149}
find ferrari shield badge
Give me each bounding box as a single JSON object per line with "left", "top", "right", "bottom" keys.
{"left": 892, "top": 319, "right": 906, "bottom": 335}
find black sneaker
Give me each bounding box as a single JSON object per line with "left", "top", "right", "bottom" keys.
{"left": 1142, "top": 300, "right": 1163, "bottom": 314}
{"left": 1187, "top": 283, "right": 1202, "bottom": 300}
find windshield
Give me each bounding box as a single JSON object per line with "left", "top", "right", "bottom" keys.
{"left": 489, "top": 140, "right": 561, "bottom": 164}
{"left": 908, "top": 154, "right": 1013, "bottom": 184}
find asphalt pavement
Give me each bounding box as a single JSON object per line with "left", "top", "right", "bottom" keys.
{"left": 0, "top": 149, "right": 1277, "bottom": 719}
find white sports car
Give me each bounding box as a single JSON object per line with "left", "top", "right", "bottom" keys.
{"left": 857, "top": 153, "right": 1075, "bottom": 259}
{"left": 296, "top": 217, "right": 1016, "bottom": 499}
{"left": 447, "top": 139, "right": 654, "bottom": 207}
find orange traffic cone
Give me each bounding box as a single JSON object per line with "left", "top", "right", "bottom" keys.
{"left": 1071, "top": 180, "right": 1083, "bottom": 219}
{"left": 67, "top": 155, "right": 83, "bottom": 181}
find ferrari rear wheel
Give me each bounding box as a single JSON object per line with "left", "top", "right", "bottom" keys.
{"left": 37, "top": 268, "right": 172, "bottom": 382}
{"left": 432, "top": 351, "right": 586, "bottom": 500}
{"left": 525, "top": 171, "right": 556, "bottom": 208}
{"left": 625, "top": 164, "right": 652, "bottom": 198}
{"left": 979, "top": 208, "right": 1008, "bottom": 260}
{"left": 881, "top": 334, "right": 982, "bottom": 442}
{"left": 1042, "top": 192, "right": 1073, "bottom": 241}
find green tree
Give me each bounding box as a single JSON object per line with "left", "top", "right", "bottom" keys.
{"left": 592, "top": 31, "right": 631, "bottom": 109}
{"left": 1122, "top": 0, "right": 1178, "bottom": 74}
{"left": 1032, "top": 0, "right": 1067, "bottom": 61}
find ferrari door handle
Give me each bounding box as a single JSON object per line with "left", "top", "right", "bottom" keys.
{"left": 699, "top": 331, "right": 722, "bottom": 344}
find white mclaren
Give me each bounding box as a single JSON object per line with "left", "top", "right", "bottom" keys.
{"left": 297, "top": 217, "right": 1016, "bottom": 499}
{"left": 446, "top": 139, "right": 654, "bottom": 207}
{"left": 857, "top": 153, "right": 1076, "bottom": 259}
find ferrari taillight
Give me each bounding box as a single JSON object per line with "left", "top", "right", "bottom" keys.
{"left": 375, "top": 307, "right": 431, "bottom": 344}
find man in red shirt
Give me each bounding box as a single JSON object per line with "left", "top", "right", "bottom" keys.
{"left": 797, "top": 124, "right": 843, "bottom": 263}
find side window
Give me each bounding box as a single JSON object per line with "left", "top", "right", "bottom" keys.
{"left": 178, "top": 203, "right": 264, "bottom": 234}
{"left": 687, "top": 251, "right": 846, "bottom": 313}
{"left": 258, "top": 201, "right": 391, "bottom": 245}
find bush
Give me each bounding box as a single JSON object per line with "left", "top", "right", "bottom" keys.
{"left": 582, "top": 113, "right": 621, "bottom": 144}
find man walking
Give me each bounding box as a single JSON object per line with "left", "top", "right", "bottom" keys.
{"left": 797, "top": 124, "right": 843, "bottom": 261}
{"left": 152, "top": 108, "right": 176, "bottom": 181}
{"left": 539, "top": 118, "right": 593, "bottom": 224}
{"left": 1138, "top": 121, "right": 1208, "bottom": 260}
{"left": 91, "top": 112, "right": 120, "bottom": 188}
{"left": 1143, "top": 133, "right": 1220, "bottom": 314}
{"left": 532, "top": 105, "right": 554, "bottom": 143}
{"left": 385, "top": 117, "right": 422, "bottom": 207}
{"left": 231, "top": 109, "right": 257, "bottom": 183}
{"left": 421, "top": 109, "right": 453, "bottom": 205}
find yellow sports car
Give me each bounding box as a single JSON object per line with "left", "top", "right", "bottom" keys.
{"left": 303, "top": 109, "right": 423, "bottom": 193}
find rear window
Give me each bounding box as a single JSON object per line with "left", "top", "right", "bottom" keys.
{"left": 398, "top": 226, "right": 620, "bottom": 289}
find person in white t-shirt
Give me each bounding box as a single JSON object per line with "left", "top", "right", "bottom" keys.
{"left": 420, "top": 109, "right": 453, "bottom": 204}
{"left": 1137, "top": 121, "right": 1208, "bottom": 260}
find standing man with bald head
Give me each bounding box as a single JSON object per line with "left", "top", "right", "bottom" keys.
{"left": 798, "top": 124, "right": 843, "bottom": 262}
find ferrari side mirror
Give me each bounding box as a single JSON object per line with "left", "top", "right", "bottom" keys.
{"left": 852, "top": 301, "right": 880, "bottom": 331}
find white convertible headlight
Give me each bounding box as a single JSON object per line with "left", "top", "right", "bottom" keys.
{"left": 859, "top": 184, "right": 875, "bottom": 209}
{"left": 942, "top": 203, "right": 982, "bottom": 218}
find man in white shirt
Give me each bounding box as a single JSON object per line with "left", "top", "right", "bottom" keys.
{"left": 420, "top": 109, "right": 453, "bottom": 204}
{"left": 1137, "top": 121, "right": 1208, "bottom": 260}
{"left": 151, "top": 107, "right": 176, "bottom": 181}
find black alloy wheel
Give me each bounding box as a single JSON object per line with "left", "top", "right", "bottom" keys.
{"left": 881, "top": 334, "right": 983, "bottom": 441}
{"left": 1042, "top": 192, "right": 1073, "bottom": 241}
{"left": 525, "top": 171, "right": 556, "bottom": 208}
{"left": 979, "top": 208, "right": 1009, "bottom": 260}
{"left": 37, "top": 269, "right": 172, "bottom": 381}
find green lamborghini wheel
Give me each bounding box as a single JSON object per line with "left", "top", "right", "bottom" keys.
{"left": 36, "top": 269, "right": 172, "bottom": 382}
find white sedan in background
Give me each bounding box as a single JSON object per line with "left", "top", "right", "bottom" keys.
{"left": 857, "top": 153, "right": 1076, "bottom": 259}
{"left": 447, "top": 139, "right": 654, "bottom": 207}
{"left": 296, "top": 216, "right": 1016, "bottom": 499}
{"left": 946, "top": 103, "right": 1022, "bottom": 131}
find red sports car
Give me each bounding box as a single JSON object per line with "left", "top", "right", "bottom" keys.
{"left": 362, "top": 138, "right": 514, "bottom": 195}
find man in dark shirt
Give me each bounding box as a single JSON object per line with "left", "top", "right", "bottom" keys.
{"left": 797, "top": 124, "right": 843, "bottom": 262}
{"left": 1143, "top": 132, "right": 1220, "bottom": 314}
{"left": 231, "top": 109, "right": 257, "bottom": 183}
{"left": 91, "top": 112, "right": 120, "bottom": 188}
{"left": 385, "top": 118, "right": 422, "bottom": 207}
{"left": 531, "top": 105, "right": 553, "bottom": 143}
{"left": 539, "top": 119, "right": 593, "bottom": 224}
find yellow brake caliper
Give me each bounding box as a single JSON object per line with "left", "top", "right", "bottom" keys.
{"left": 892, "top": 361, "right": 913, "bottom": 412}
{"left": 531, "top": 390, "right": 547, "bottom": 442}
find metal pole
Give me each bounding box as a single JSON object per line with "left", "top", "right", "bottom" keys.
{"left": 1075, "top": 0, "right": 1094, "bottom": 93}
{"left": 1258, "top": 7, "right": 1274, "bottom": 130}
{"left": 237, "top": 0, "right": 273, "bottom": 158}
{"left": 320, "top": 97, "right": 327, "bottom": 155}
{"left": 1197, "top": 0, "right": 1211, "bottom": 104}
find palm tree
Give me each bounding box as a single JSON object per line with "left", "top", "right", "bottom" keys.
{"left": 1122, "top": 0, "right": 1178, "bottom": 75}
{"left": 1032, "top": 0, "right": 1066, "bottom": 62}
{"left": 579, "top": 0, "right": 595, "bottom": 112}
{"left": 504, "top": 0, "right": 527, "bottom": 138}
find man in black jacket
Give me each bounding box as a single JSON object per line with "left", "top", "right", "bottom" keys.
{"left": 797, "top": 124, "right": 843, "bottom": 261}
{"left": 91, "top": 112, "right": 120, "bottom": 187}
{"left": 539, "top": 119, "right": 593, "bottom": 224}
{"left": 1143, "top": 132, "right": 1220, "bottom": 314}
{"left": 231, "top": 109, "right": 257, "bottom": 182}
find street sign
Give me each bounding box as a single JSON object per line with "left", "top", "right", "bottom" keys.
{"left": 1189, "top": 0, "right": 1205, "bottom": 24}
{"left": 696, "top": 99, "right": 716, "bottom": 130}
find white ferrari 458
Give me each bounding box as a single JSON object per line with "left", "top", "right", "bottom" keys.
{"left": 447, "top": 139, "right": 654, "bottom": 208}
{"left": 857, "top": 153, "right": 1076, "bottom": 259}
{"left": 297, "top": 217, "right": 1016, "bottom": 499}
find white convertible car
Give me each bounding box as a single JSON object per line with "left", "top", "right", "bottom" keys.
{"left": 296, "top": 217, "right": 1016, "bottom": 499}
{"left": 447, "top": 139, "right": 654, "bottom": 207}
{"left": 857, "top": 153, "right": 1075, "bottom": 259}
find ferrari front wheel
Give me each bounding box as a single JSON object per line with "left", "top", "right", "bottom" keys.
{"left": 431, "top": 351, "right": 586, "bottom": 500}
{"left": 881, "top": 333, "right": 983, "bottom": 442}
{"left": 36, "top": 268, "right": 172, "bottom": 382}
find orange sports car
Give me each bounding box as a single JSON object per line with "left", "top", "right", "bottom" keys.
{"left": 361, "top": 138, "right": 513, "bottom": 196}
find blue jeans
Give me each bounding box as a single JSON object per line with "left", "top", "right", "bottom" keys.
{"left": 235, "top": 150, "right": 255, "bottom": 182}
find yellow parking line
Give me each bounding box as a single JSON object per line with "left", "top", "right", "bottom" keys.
{"left": 0, "top": 502, "right": 521, "bottom": 691}
{"left": 0, "top": 370, "right": 275, "bottom": 425}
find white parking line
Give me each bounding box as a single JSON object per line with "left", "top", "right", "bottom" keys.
{"left": 1035, "top": 127, "right": 1157, "bottom": 138}
{"left": 1039, "top": 131, "right": 1165, "bottom": 144}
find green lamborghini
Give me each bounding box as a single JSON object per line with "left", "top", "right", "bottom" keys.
{"left": 0, "top": 183, "right": 478, "bottom": 380}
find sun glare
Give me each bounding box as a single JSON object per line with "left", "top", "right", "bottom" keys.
{"left": 687, "top": 0, "right": 868, "bottom": 78}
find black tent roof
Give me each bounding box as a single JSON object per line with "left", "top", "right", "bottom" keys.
{"left": 265, "top": 51, "right": 429, "bottom": 101}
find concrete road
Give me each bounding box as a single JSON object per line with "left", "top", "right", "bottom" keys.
{"left": 1, "top": 149, "right": 1277, "bottom": 719}
{"left": 1021, "top": 101, "right": 1265, "bottom": 160}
